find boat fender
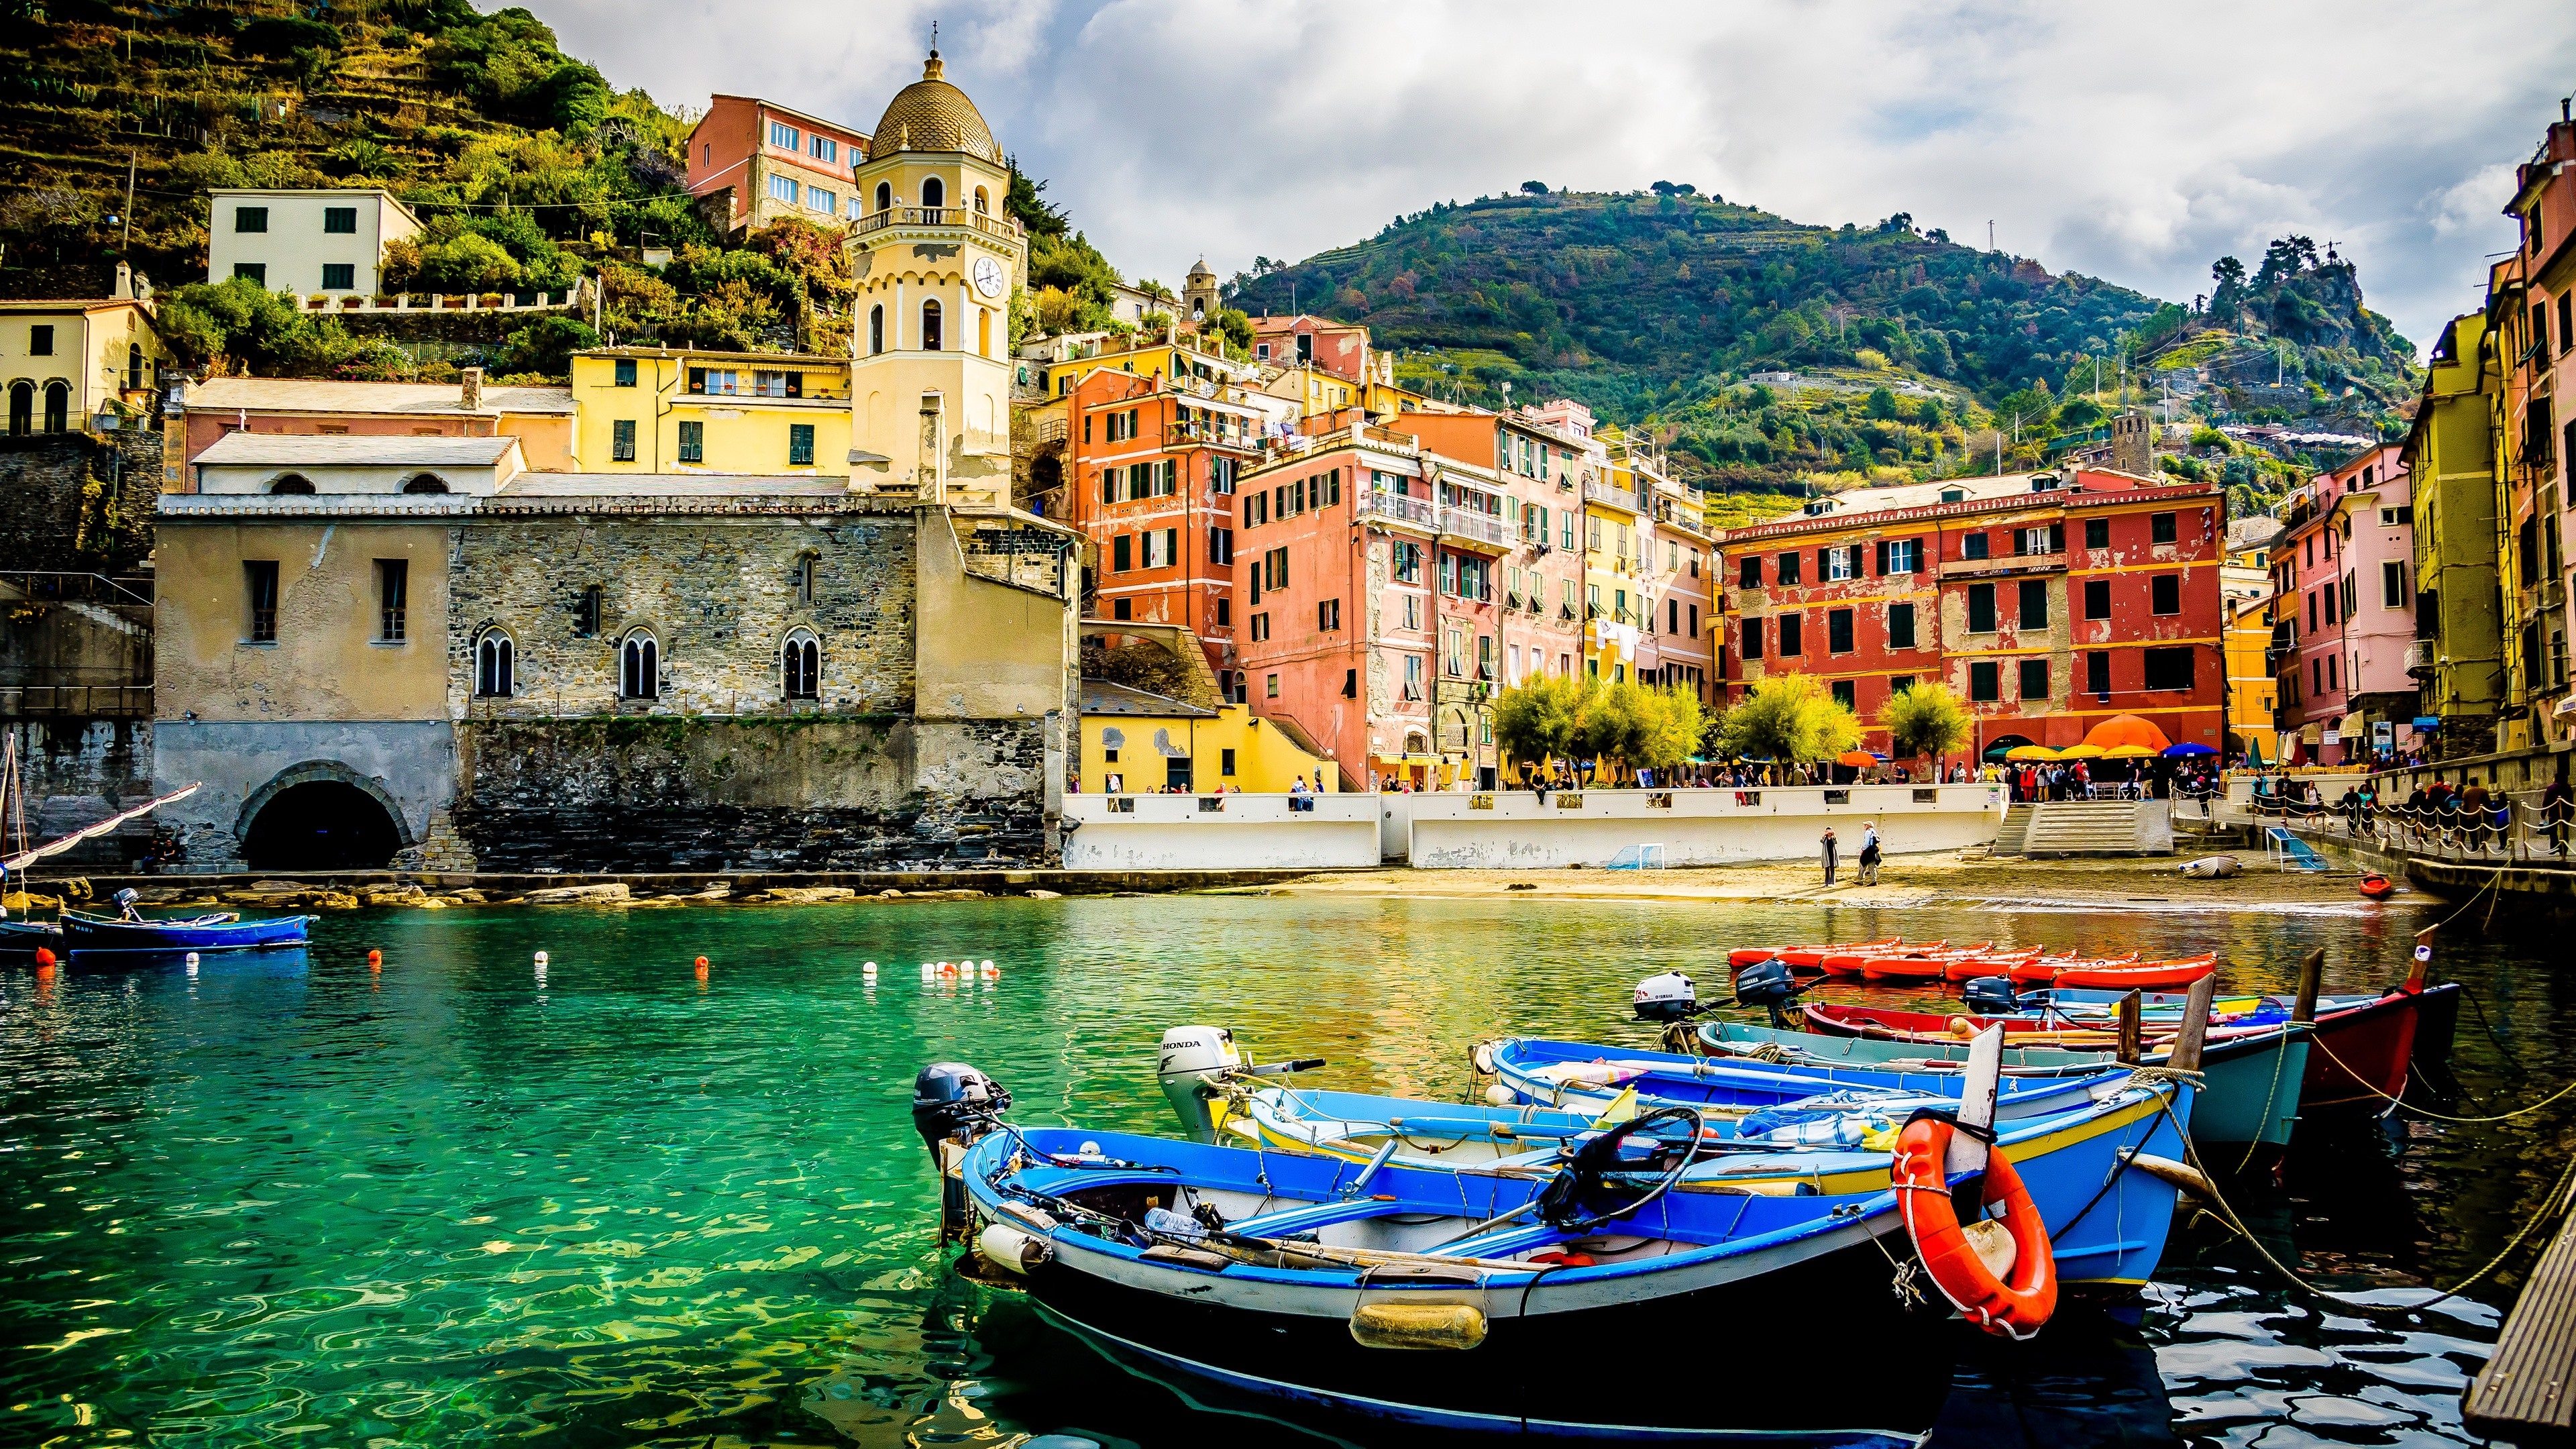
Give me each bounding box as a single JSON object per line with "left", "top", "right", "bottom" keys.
{"left": 1470, "top": 1040, "right": 1498, "bottom": 1075}
{"left": 1138, "top": 1243, "right": 1231, "bottom": 1272}
{"left": 1484, "top": 1083, "right": 1517, "bottom": 1108}
{"left": 1947, "top": 1016, "right": 1982, "bottom": 1038}
{"left": 977, "top": 1222, "right": 1050, "bottom": 1275}
{"left": 1348, "top": 1301, "right": 1489, "bottom": 1351}
{"left": 1891, "top": 1116, "right": 2057, "bottom": 1340}
{"left": 2123, "top": 1150, "right": 2214, "bottom": 1200}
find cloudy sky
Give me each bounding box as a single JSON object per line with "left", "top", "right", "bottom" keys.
{"left": 527, "top": 0, "right": 2576, "bottom": 356}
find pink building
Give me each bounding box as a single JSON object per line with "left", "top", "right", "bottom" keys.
{"left": 2325, "top": 444, "right": 2419, "bottom": 765}
{"left": 2271, "top": 462, "right": 2396, "bottom": 767}
{"left": 686, "top": 95, "right": 871, "bottom": 233}
{"left": 1230, "top": 416, "right": 1582, "bottom": 790}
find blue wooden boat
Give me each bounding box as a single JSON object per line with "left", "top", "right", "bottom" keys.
{"left": 1483, "top": 1035, "right": 2135, "bottom": 1124}
{"left": 0, "top": 918, "right": 62, "bottom": 955}
{"left": 1695, "top": 1018, "right": 2308, "bottom": 1154}
{"left": 60, "top": 909, "right": 313, "bottom": 955}
{"left": 949, "top": 1080, "right": 2190, "bottom": 1440}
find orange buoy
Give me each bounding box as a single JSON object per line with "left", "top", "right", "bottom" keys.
{"left": 35, "top": 947, "right": 57, "bottom": 969}
{"left": 694, "top": 955, "right": 710, "bottom": 968}
{"left": 1890, "top": 1116, "right": 2056, "bottom": 1340}
{"left": 368, "top": 949, "right": 383, "bottom": 967}
{"left": 2357, "top": 873, "right": 2393, "bottom": 900}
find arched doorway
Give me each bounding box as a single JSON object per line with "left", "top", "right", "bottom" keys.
{"left": 241, "top": 781, "right": 402, "bottom": 869}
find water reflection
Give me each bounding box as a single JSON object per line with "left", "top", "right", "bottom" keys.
{"left": 0, "top": 896, "right": 2555, "bottom": 1446}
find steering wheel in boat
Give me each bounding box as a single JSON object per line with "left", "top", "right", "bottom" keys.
{"left": 1535, "top": 1106, "right": 1702, "bottom": 1231}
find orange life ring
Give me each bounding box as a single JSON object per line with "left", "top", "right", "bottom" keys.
{"left": 2357, "top": 873, "right": 2393, "bottom": 899}
{"left": 1890, "top": 1116, "right": 2057, "bottom": 1340}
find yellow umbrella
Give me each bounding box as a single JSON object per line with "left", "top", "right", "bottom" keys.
{"left": 2003, "top": 745, "right": 2061, "bottom": 761}
{"left": 2057, "top": 743, "right": 2108, "bottom": 759}
{"left": 2101, "top": 743, "right": 2160, "bottom": 759}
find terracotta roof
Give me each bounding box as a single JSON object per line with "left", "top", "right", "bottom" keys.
{"left": 194, "top": 433, "right": 521, "bottom": 467}
{"left": 188, "top": 378, "right": 575, "bottom": 416}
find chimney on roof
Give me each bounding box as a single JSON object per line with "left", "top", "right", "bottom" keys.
{"left": 461, "top": 366, "right": 484, "bottom": 412}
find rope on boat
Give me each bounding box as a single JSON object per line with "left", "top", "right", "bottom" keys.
{"left": 2297, "top": 1028, "right": 2576, "bottom": 1126}
{"left": 2154, "top": 1095, "right": 2576, "bottom": 1318}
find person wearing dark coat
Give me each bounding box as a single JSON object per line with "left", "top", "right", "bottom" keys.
{"left": 1819, "top": 827, "right": 1839, "bottom": 885}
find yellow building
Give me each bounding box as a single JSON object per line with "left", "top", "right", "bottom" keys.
{"left": 843, "top": 52, "right": 1024, "bottom": 505}
{"left": 2408, "top": 311, "right": 2504, "bottom": 753}
{"left": 1077, "top": 680, "right": 1335, "bottom": 794}
{"left": 2222, "top": 581, "right": 2277, "bottom": 762}
{"left": 2, "top": 272, "right": 170, "bottom": 435}
{"left": 569, "top": 347, "right": 850, "bottom": 475}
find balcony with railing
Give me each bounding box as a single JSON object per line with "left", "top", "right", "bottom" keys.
{"left": 2404, "top": 639, "right": 2438, "bottom": 676}
{"left": 1582, "top": 479, "right": 1646, "bottom": 513}
{"left": 1358, "top": 488, "right": 1436, "bottom": 529}
{"left": 851, "top": 207, "right": 1024, "bottom": 246}
{"left": 1440, "top": 506, "right": 1513, "bottom": 549}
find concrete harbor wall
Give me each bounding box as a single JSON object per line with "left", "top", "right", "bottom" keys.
{"left": 1393, "top": 784, "right": 2009, "bottom": 869}
{"left": 1061, "top": 792, "right": 1379, "bottom": 870}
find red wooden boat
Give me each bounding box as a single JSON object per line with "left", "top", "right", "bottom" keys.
{"left": 1860, "top": 947, "right": 2043, "bottom": 982}
{"left": 1725, "top": 936, "right": 1902, "bottom": 971}
{"left": 1947, "top": 951, "right": 2133, "bottom": 983}
{"left": 1820, "top": 941, "right": 1975, "bottom": 976}
{"left": 2043, "top": 956, "right": 2216, "bottom": 991}
{"left": 1804, "top": 981, "right": 2457, "bottom": 1117}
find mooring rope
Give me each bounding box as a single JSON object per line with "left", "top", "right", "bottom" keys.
{"left": 2153, "top": 1095, "right": 2576, "bottom": 1317}
{"left": 2296, "top": 1028, "right": 2576, "bottom": 1126}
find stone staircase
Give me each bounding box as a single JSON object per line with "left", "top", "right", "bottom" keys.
{"left": 1990, "top": 804, "right": 2038, "bottom": 855}
{"left": 2019, "top": 800, "right": 2174, "bottom": 857}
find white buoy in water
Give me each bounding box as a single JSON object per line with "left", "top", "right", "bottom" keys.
{"left": 184, "top": 952, "right": 199, "bottom": 968}
{"left": 534, "top": 951, "right": 549, "bottom": 967}
{"left": 862, "top": 960, "right": 878, "bottom": 979}
{"left": 979, "top": 959, "right": 998, "bottom": 977}
{"left": 920, "top": 962, "right": 935, "bottom": 980}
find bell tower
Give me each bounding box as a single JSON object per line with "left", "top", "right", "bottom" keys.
{"left": 845, "top": 50, "right": 1024, "bottom": 504}
{"left": 1184, "top": 259, "right": 1219, "bottom": 325}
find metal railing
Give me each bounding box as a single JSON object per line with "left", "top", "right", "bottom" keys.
{"left": 1440, "top": 507, "right": 1512, "bottom": 547}
{"left": 1358, "top": 489, "right": 1436, "bottom": 527}
{"left": 1582, "top": 480, "right": 1645, "bottom": 511}
{"left": 1, "top": 572, "right": 152, "bottom": 607}
{"left": 0, "top": 685, "right": 154, "bottom": 717}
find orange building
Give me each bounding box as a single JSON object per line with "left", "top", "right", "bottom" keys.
{"left": 1062, "top": 366, "right": 1271, "bottom": 696}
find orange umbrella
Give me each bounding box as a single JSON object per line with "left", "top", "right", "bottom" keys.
{"left": 2082, "top": 714, "right": 2171, "bottom": 751}
{"left": 1835, "top": 751, "right": 1880, "bottom": 767}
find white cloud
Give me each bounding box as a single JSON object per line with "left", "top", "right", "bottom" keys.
{"left": 526, "top": 0, "right": 2576, "bottom": 358}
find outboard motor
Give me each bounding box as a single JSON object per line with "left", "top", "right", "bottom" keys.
{"left": 1732, "top": 958, "right": 1804, "bottom": 1028}
{"left": 912, "top": 1061, "right": 1010, "bottom": 1244}
{"left": 1632, "top": 971, "right": 1699, "bottom": 1023}
{"left": 1962, "top": 977, "right": 2025, "bottom": 1017}
{"left": 1159, "top": 1026, "right": 1245, "bottom": 1142}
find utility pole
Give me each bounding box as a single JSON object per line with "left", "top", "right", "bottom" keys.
{"left": 122, "top": 151, "right": 136, "bottom": 251}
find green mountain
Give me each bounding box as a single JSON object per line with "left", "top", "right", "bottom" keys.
{"left": 1224, "top": 187, "right": 2418, "bottom": 515}
{"left": 0, "top": 0, "right": 865, "bottom": 379}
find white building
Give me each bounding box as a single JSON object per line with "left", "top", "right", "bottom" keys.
{"left": 205, "top": 189, "right": 423, "bottom": 296}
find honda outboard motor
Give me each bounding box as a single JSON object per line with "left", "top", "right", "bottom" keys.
{"left": 1159, "top": 1026, "right": 1244, "bottom": 1142}
{"left": 912, "top": 1061, "right": 1010, "bottom": 1244}
{"left": 1962, "top": 977, "right": 2024, "bottom": 1016}
{"left": 1632, "top": 971, "right": 1699, "bottom": 1023}
{"left": 1732, "top": 958, "right": 1804, "bottom": 1028}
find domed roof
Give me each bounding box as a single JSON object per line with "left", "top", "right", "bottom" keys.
{"left": 868, "top": 52, "right": 999, "bottom": 162}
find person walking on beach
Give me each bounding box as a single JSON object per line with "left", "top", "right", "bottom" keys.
{"left": 1819, "top": 826, "right": 1839, "bottom": 885}
{"left": 1858, "top": 822, "right": 1882, "bottom": 885}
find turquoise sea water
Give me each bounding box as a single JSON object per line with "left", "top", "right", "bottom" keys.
{"left": 0, "top": 894, "right": 2562, "bottom": 1446}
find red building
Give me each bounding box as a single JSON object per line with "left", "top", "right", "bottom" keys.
{"left": 1227, "top": 416, "right": 1583, "bottom": 790}
{"left": 1062, "top": 366, "right": 1269, "bottom": 695}
{"left": 686, "top": 95, "right": 871, "bottom": 233}
{"left": 1717, "top": 468, "right": 2229, "bottom": 768}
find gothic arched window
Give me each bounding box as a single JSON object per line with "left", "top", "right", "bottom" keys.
{"left": 621, "top": 629, "right": 659, "bottom": 700}
{"left": 476, "top": 629, "right": 515, "bottom": 698}
{"left": 782, "top": 628, "right": 820, "bottom": 700}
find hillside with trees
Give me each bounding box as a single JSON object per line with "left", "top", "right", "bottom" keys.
{"left": 1226, "top": 185, "right": 2418, "bottom": 521}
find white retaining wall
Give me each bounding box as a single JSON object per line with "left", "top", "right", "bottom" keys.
{"left": 1061, "top": 793, "right": 1381, "bottom": 871}
{"left": 1394, "top": 784, "right": 2009, "bottom": 869}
